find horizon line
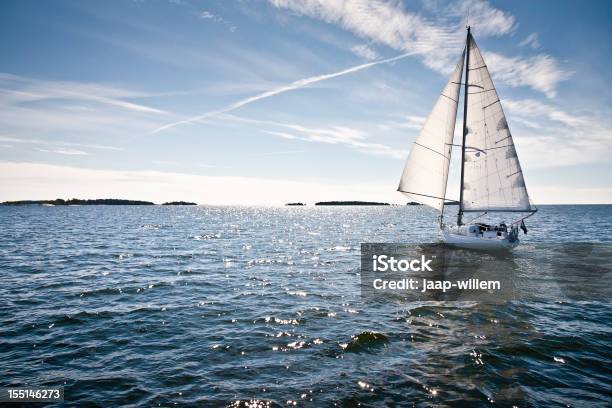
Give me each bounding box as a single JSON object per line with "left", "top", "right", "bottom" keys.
{"left": 2, "top": 199, "right": 611, "bottom": 207}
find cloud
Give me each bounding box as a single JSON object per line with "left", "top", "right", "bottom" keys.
{"left": 270, "top": 0, "right": 463, "bottom": 74}
{"left": 220, "top": 114, "right": 408, "bottom": 159}
{"left": 269, "top": 0, "right": 570, "bottom": 96}
{"left": 0, "top": 161, "right": 405, "bottom": 205}
{"left": 38, "top": 148, "right": 89, "bottom": 156}
{"left": 0, "top": 73, "right": 174, "bottom": 148}
{"left": 519, "top": 33, "right": 541, "bottom": 49}
{"left": 527, "top": 186, "right": 612, "bottom": 205}
{"left": 262, "top": 127, "right": 406, "bottom": 159}
{"left": 0, "top": 135, "right": 122, "bottom": 151}
{"left": 516, "top": 132, "right": 611, "bottom": 169}
{"left": 199, "top": 10, "right": 237, "bottom": 32}
{"left": 198, "top": 163, "right": 232, "bottom": 169}
{"left": 484, "top": 53, "right": 571, "bottom": 98}
{"left": 350, "top": 44, "right": 379, "bottom": 60}
{"left": 502, "top": 99, "right": 611, "bottom": 169}
{"left": 262, "top": 130, "right": 300, "bottom": 140}
{"left": 0, "top": 73, "right": 167, "bottom": 114}
{"left": 454, "top": 0, "right": 516, "bottom": 36}
{"left": 503, "top": 99, "right": 587, "bottom": 127}
{"left": 251, "top": 150, "right": 307, "bottom": 156}
{"left": 2, "top": 161, "right": 608, "bottom": 205}
{"left": 153, "top": 50, "right": 418, "bottom": 133}
{"left": 455, "top": 96, "right": 611, "bottom": 172}
{"left": 378, "top": 114, "right": 426, "bottom": 131}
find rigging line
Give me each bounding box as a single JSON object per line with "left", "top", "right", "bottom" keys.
{"left": 448, "top": 143, "right": 492, "bottom": 153}
{"left": 440, "top": 93, "right": 458, "bottom": 103}
{"left": 510, "top": 209, "right": 538, "bottom": 225}
{"left": 469, "top": 88, "right": 496, "bottom": 94}
{"left": 414, "top": 142, "right": 450, "bottom": 160}
{"left": 463, "top": 209, "right": 537, "bottom": 213}
{"left": 397, "top": 189, "right": 457, "bottom": 202}
{"left": 480, "top": 144, "right": 514, "bottom": 152}
{"left": 468, "top": 64, "right": 487, "bottom": 70}
{"left": 451, "top": 82, "right": 482, "bottom": 87}
{"left": 451, "top": 81, "right": 486, "bottom": 88}
{"left": 495, "top": 135, "right": 511, "bottom": 144}
{"left": 466, "top": 211, "right": 487, "bottom": 224}
{"left": 506, "top": 169, "right": 522, "bottom": 178}
{"left": 482, "top": 99, "right": 500, "bottom": 109}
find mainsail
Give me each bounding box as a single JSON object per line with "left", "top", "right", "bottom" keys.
{"left": 398, "top": 51, "right": 465, "bottom": 211}
{"left": 461, "top": 34, "right": 533, "bottom": 212}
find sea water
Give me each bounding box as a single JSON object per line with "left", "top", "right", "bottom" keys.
{"left": 0, "top": 205, "right": 610, "bottom": 406}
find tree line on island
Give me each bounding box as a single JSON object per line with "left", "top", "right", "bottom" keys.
{"left": 0, "top": 199, "right": 198, "bottom": 206}
{"left": 1, "top": 199, "right": 433, "bottom": 206}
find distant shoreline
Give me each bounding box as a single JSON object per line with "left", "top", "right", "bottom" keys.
{"left": 1, "top": 199, "right": 196, "bottom": 206}
{"left": 1, "top": 200, "right": 610, "bottom": 207}
{"left": 161, "top": 201, "right": 198, "bottom": 206}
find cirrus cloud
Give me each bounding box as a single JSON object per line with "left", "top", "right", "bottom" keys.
{"left": 269, "top": 0, "right": 570, "bottom": 97}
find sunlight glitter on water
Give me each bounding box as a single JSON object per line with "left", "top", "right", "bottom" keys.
{"left": 0, "top": 205, "right": 610, "bottom": 406}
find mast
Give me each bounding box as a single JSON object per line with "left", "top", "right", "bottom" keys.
{"left": 457, "top": 26, "right": 471, "bottom": 226}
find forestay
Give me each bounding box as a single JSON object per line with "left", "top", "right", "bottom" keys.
{"left": 461, "top": 35, "right": 534, "bottom": 212}
{"left": 398, "top": 51, "right": 465, "bottom": 211}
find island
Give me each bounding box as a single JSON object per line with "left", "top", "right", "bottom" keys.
{"left": 162, "top": 201, "right": 198, "bottom": 206}
{"left": 407, "top": 201, "right": 423, "bottom": 206}
{"left": 285, "top": 202, "right": 305, "bottom": 206}
{"left": 315, "top": 201, "right": 390, "bottom": 206}
{"left": 1, "top": 198, "right": 155, "bottom": 206}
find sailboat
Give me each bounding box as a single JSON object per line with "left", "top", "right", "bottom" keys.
{"left": 398, "top": 27, "right": 537, "bottom": 250}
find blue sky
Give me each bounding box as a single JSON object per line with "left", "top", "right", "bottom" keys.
{"left": 1, "top": 0, "right": 610, "bottom": 204}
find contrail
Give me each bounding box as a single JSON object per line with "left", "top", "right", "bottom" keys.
{"left": 152, "top": 51, "right": 418, "bottom": 133}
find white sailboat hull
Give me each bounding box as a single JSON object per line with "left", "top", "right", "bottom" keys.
{"left": 441, "top": 226, "right": 519, "bottom": 251}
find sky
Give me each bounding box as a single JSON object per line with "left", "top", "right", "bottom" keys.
{"left": 1, "top": 0, "right": 611, "bottom": 205}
